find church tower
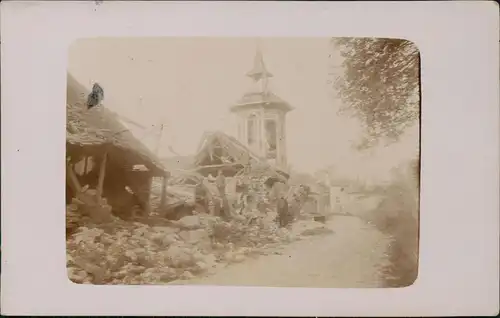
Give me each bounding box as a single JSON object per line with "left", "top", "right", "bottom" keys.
{"left": 230, "top": 47, "right": 293, "bottom": 170}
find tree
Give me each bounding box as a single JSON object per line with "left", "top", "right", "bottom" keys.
{"left": 332, "top": 38, "right": 420, "bottom": 149}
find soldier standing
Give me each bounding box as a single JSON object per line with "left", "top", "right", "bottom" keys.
{"left": 269, "top": 178, "right": 290, "bottom": 228}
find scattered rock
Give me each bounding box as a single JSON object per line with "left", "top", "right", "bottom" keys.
{"left": 179, "top": 229, "right": 209, "bottom": 244}
{"left": 301, "top": 227, "right": 334, "bottom": 236}
{"left": 212, "top": 242, "right": 225, "bottom": 250}
{"left": 125, "top": 250, "right": 138, "bottom": 262}
{"left": 152, "top": 226, "right": 180, "bottom": 234}
{"left": 180, "top": 270, "right": 195, "bottom": 280}
{"left": 191, "top": 250, "right": 205, "bottom": 262}
{"left": 129, "top": 265, "right": 146, "bottom": 275}
{"left": 113, "top": 270, "right": 128, "bottom": 279}
{"left": 194, "top": 261, "right": 209, "bottom": 272}
{"left": 165, "top": 244, "right": 194, "bottom": 268}
{"left": 237, "top": 247, "right": 251, "bottom": 255}
{"left": 68, "top": 267, "right": 88, "bottom": 283}
{"left": 177, "top": 215, "right": 202, "bottom": 230}
{"left": 202, "top": 254, "right": 217, "bottom": 267}
{"left": 232, "top": 254, "right": 246, "bottom": 263}
{"left": 162, "top": 233, "right": 179, "bottom": 246}
{"left": 232, "top": 214, "right": 246, "bottom": 222}
{"left": 159, "top": 268, "right": 177, "bottom": 282}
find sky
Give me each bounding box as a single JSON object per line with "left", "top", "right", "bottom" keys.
{"left": 68, "top": 37, "right": 419, "bottom": 182}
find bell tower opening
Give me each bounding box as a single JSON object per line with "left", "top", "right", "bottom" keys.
{"left": 264, "top": 119, "right": 277, "bottom": 157}
{"left": 247, "top": 114, "right": 257, "bottom": 147}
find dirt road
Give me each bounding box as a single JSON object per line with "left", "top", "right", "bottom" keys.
{"left": 171, "top": 215, "right": 393, "bottom": 288}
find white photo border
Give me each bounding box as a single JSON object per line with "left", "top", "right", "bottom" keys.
{"left": 1, "top": 1, "right": 499, "bottom": 316}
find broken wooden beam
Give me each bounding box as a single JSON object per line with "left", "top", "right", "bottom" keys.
{"left": 195, "top": 162, "right": 242, "bottom": 170}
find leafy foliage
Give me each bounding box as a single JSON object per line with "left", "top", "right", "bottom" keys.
{"left": 332, "top": 38, "right": 420, "bottom": 148}
{"left": 367, "top": 164, "right": 419, "bottom": 287}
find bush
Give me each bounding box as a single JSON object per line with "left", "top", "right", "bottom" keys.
{"left": 365, "top": 161, "right": 420, "bottom": 287}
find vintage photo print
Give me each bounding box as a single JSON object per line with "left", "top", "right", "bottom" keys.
{"left": 66, "top": 37, "right": 420, "bottom": 288}
{"left": 2, "top": 1, "right": 498, "bottom": 316}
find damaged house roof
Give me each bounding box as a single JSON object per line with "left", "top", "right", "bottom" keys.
{"left": 66, "top": 74, "right": 167, "bottom": 176}
{"left": 194, "top": 131, "right": 262, "bottom": 167}
{"left": 194, "top": 130, "right": 289, "bottom": 180}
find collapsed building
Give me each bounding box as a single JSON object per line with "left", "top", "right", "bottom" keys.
{"left": 149, "top": 129, "right": 333, "bottom": 224}
{"left": 66, "top": 74, "right": 170, "bottom": 229}
{"left": 150, "top": 131, "right": 289, "bottom": 219}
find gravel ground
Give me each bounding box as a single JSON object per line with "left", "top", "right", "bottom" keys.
{"left": 169, "top": 215, "right": 392, "bottom": 288}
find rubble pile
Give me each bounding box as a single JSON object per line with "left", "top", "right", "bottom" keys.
{"left": 66, "top": 204, "right": 85, "bottom": 236}
{"left": 67, "top": 164, "right": 330, "bottom": 285}
{"left": 66, "top": 192, "right": 113, "bottom": 236}
{"left": 245, "top": 176, "right": 272, "bottom": 205}
{"left": 67, "top": 215, "right": 214, "bottom": 285}
{"left": 66, "top": 212, "right": 300, "bottom": 285}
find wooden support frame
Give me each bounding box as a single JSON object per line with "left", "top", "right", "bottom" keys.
{"left": 96, "top": 151, "right": 108, "bottom": 203}
{"left": 139, "top": 175, "right": 153, "bottom": 217}
{"left": 83, "top": 157, "right": 89, "bottom": 174}
{"left": 66, "top": 162, "right": 82, "bottom": 193}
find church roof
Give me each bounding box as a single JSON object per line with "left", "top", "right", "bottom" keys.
{"left": 230, "top": 91, "right": 293, "bottom": 112}
{"left": 232, "top": 47, "right": 294, "bottom": 113}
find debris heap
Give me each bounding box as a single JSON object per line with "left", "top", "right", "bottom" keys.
{"left": 66, "top": 212, "right": 301, "bottom": 285}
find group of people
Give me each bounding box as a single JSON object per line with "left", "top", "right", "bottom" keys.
{"left": 194, "top": 168, "right": 299, "bottom": 229}
{"left": 195, "top": 170, "right": 231, "bottom": 219}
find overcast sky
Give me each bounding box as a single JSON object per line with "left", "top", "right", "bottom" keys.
{"left": 68, "top": 37, "right": 418, "bottom": 182}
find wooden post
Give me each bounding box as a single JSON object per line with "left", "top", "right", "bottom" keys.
{"left": 96, "top": 151, "right": 108, "bottom": 203}
{"left": 142, "top": 176, "right": 152, "bottom": 217}
{"left": 66, "top": 163, "right": 82, "bottom": 193}
{"left": 160, "top": 174, "right": 168, "bottom": 208}
{"left": 83, "top": 157, "right": 88, "bottom": 174}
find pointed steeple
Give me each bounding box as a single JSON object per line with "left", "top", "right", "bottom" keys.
{"left": 230, "top": 43, "right": 293, "bottom": 113}
{"left": 246, "top": 47, "right": 273, "bottom": 81}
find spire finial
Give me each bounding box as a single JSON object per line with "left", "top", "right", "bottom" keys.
{"left": 246, "top": 41, "right": 273, "bottom": 81}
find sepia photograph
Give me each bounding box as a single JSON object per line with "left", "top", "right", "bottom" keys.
{"left": 65, "top": 37, "right": 421, "bottom": 288}
{"left": 3, "top": 1, "right": 498, "bottom": 316}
